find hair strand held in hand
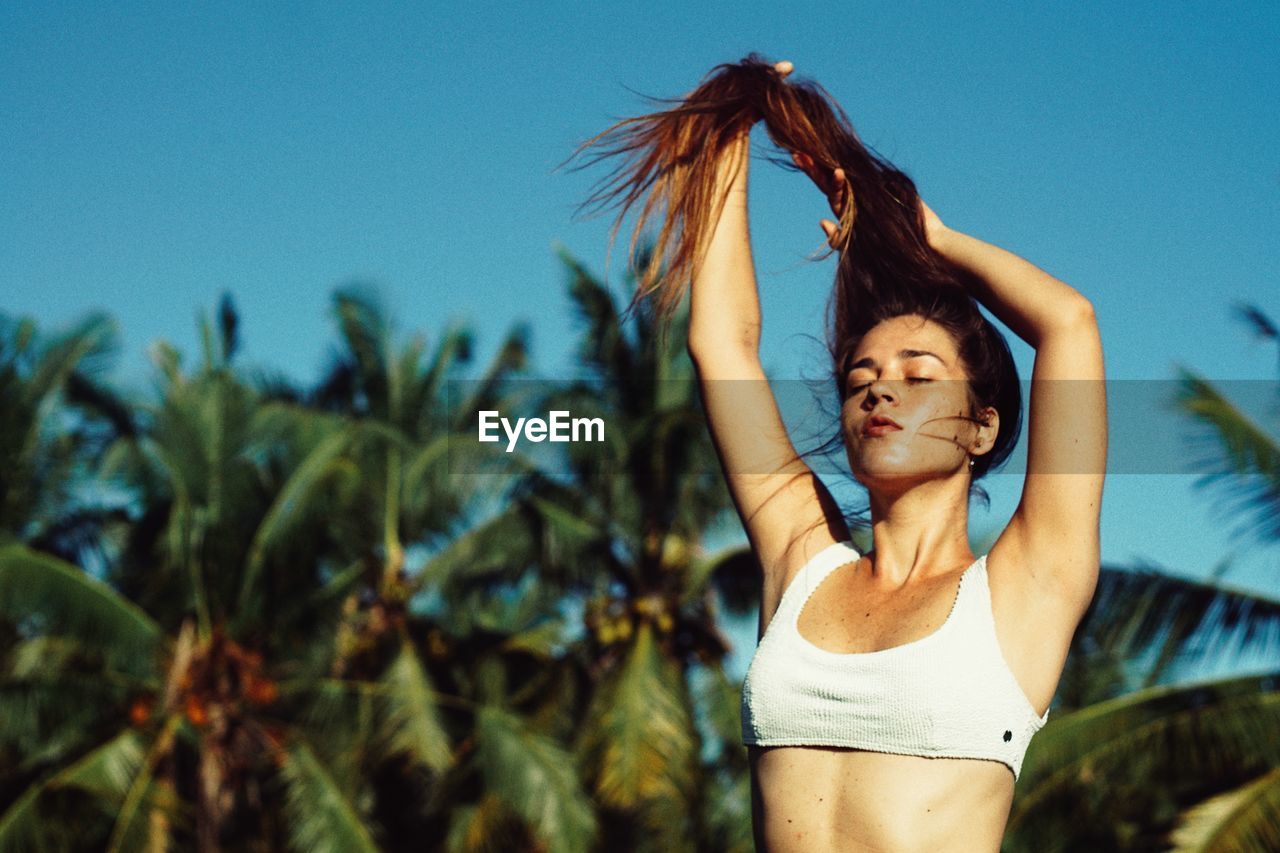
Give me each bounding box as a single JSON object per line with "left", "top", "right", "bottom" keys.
{"left": 567, "top": 54, "right": 961, "bottom": 319}
{"left": 567, "top": 54, "right": 1022, "bottom": 502}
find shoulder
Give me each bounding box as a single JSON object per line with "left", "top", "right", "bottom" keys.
{"left": 987, "top": 519, "right": 1099, "bottom": 630}
{"left": 757, "top": 521, "right": 857, "bottom": 626}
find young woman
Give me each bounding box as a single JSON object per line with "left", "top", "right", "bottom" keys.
{"left": 573, "top": 56, "right": 1106, "bottom": 852}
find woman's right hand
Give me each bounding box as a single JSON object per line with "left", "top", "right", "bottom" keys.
{"left": 721, "top": 59, "right": 788, "bottom": 163}
{"left": 720, "top": 59, "right": 795, "bottom": 170}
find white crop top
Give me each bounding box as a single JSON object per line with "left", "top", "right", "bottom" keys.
{"left": 741, "top": 540, "right": 1051, "bottom": 781}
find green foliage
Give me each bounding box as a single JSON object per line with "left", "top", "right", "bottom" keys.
{"left": 475, "top": 705, "right": 598, "bottom": 851}
{"left": 378, "top": 640, "right": 452, "bottom": 774}
{"left": 0, "top": 544, "right": 161, "bottom": 676}
{"left": 9, "top": 270, "right": 1279, "bottom": 850}
{"left": 278, "top": 736, "right": 382, "bottom": 853}
{"left": 1168, "top": 767, "right": 1280, "bottom": 852}
{"left": 1174, "top": 367, "right": 1280, "bottom": 545}
{"left": 0, "top": 729, "right": 147, "bottom": 853}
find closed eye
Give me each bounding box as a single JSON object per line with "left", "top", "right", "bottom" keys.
{"left": 846, "top": 377, "right": 932, "bottom": 394}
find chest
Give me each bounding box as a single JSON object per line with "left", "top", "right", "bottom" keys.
{"left": 793, "top": 567, "right": 964, "bottom": 655}
{"left": 759, "top": 554, "right": 1073, "bottom": 720}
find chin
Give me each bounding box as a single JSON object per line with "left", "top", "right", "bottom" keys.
{"left": 849, "top": 455, "right": 958, "bottom": 488}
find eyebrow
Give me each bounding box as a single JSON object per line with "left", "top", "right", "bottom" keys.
{"left": 847, "top": 349, "right": 948, "bottom": 371}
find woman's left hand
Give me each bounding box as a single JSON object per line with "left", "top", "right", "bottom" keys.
{"left": 792, "top": 156, "right": 950, "bottom": 251}
{"left": 788, "top": 150, "right": 850, "bottom": 247}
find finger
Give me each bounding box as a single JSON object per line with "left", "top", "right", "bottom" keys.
{"left": 794, "top": 152, "right": 823, "bottom": 184}
{"left": 793, "top": 152, "right": 822, "bottom": 187}
{"left": 820, "top": 219, "right": 838, "bottom": 246}
{"left": 830, "top": 168, "right": 848, "bottom": 214}
{"left": 774, "top": 60, "right": 794, "bottom": 78}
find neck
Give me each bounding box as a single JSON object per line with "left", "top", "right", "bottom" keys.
{"left": 863, "top": 474, "right": 974, "bottom": 588}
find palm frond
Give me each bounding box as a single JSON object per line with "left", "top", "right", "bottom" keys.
{"left": 444, "top": 794, "right": 522, "bottom": 853}
{"left": 331, "top": 285, "right": 391, "bottom": 412}
{"left": 474, "top": 704, "right": 598, "bottom": 852}
{"left": 700, "top": 768, "right": 754, "bottom": 853}
{"left": 1167, "top": 766, "right": 1280, "bottom": 852}
{"left": 103, "top": 714, "right": 182, "bottom": 853}
{"left": 271, "top": 558, "right": 367, "bottom": 652}
{"left": 576, "top": 624, "right": 697, "bottom": 813}
{"left": 277, "top": 734, "right": 382, "bottom": 853}
{"left": 236, "top": 423, "right": 360, "bottom": 620}
{"left": 400, "top": 431, "right": 536, "bottom": 533}
{"left": 420, "top": 321, "right": 474, "bottom": 405}
{"left": 1080, "top": 561, "right": 1280, "bottom": 688}
{"left": 1231, "top": 302, "right": 1279, "bottom": 341}
{"left": 0, "top": 673, "right": 131, "bottom": 767}
{"left": 147, "top": 340, "right": 184, "bottom": 387}
{"left": 683, "top": 544, "right": 758, "bottom": 615}
{"left": 393, "top": 332, "right": 428, "bottom": 430}
{"left": 556, "top": 247, "right": 634, "bottom": 385}
{"left": 311, "top": 350, "right": 360, "bottom": 411}
{"left": 689, "top": 662, "right": 745, "bottom": 765}
{"left": 1011, "top": 670, "right": 1280, "bottom": 833}
{"left": 408, "top": 502, "right": 538, "bottom": 596}
{"left": 6, "top": 633, "right": 114, "bottom": 677}
{"left": 245, "top": 365, "right": 308, "bottom": 404}
{"left": 285, "top": 676, "right": 381, "bottom": 777}
{"left": 62, "top": 370, "right": 137, "bottom": 439}
{"left": 48, "top": 727, "right": 151, "bottom": 803}
{"left": 105, "top": 776, "right": 181, "bottom": 853}
{"left": 24, "top": 312, "right": 118, "bottom": 421}
{"left": 0, "top": 727, "right": 147, "bottom": 853}
{"left": 376, "top": 640, "right": 452, "bottom": 773}
{"left": 499, "top": 618, "right": 567, "bottom": 661}
{"left": 446, "top": 323, "right": 530, "bottom": 435}
{"left": 216, "top": 292, "right": 240, "bottom": 365}
{"left": 1173, "top": 367, "right": 1280, "bottom": 544}
{"left": 0, "top": 544, "right": 162, "bottom": 676}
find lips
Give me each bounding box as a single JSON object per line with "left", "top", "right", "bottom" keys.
{"left": 861, "top": 415, "right": 901, "bottom": 436}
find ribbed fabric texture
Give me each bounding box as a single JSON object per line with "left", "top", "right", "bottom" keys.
{"left": 741, "top": 540, "right": 1051, "bottom": 782}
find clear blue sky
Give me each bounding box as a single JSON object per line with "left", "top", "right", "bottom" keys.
{"left": 4, "top": 3, "right": 1279, "bottom": 603}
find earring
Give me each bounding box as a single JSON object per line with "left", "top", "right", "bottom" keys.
{"left": 968, "top": 456, "right": 976, "bottom": 468}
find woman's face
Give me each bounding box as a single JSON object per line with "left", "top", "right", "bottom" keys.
{"left": 840, "top": 315, "right": 993, "bottom": 489}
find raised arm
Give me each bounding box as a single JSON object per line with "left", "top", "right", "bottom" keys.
{"left": 687, "top": 132, "right": 760, "bottom": 354}
{"left": 569, "top": 57, "right": 853, "bottom": 598}
{"left": 928, "top": 217, "right": 1106, "bottom": 615}
{"left": 687, "top": 123, "right": 847, "bottom": 594}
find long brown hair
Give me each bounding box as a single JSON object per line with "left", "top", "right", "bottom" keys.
{"left": 566, "top": 53, "right": 1021, "bottom": 506}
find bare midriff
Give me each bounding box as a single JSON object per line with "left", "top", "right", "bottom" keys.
{"left": 750, "top": 745, "right": 1015, "bottom": 853}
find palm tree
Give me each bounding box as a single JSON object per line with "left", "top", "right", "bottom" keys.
{"left": 0, "top": 309, "right": 131, "bottom": 566}
{"left": 417, "top": 246, "right": 762, "bottom": 850}
{"left": 258, "top": 283, "right": 531, "bottom": 680}
{"left": 0, "top": 287, "right": 545, "bottom": 850}
{"left": 277, "top": 283, "right": 611, "bottom": 850}
{"left": 1, "top": 296, "right": 389, "bottom": 850}
{"left": 1003, "top": 301, "right": 1280, "bottom": 852}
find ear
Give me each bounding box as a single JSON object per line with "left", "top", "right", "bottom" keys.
{"left": 971, "top": 405, "right": 999, "bottom": 458}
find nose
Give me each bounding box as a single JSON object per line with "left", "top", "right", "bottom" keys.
{"left": 866, "top": 379, "right": 898, "bottom": 405}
